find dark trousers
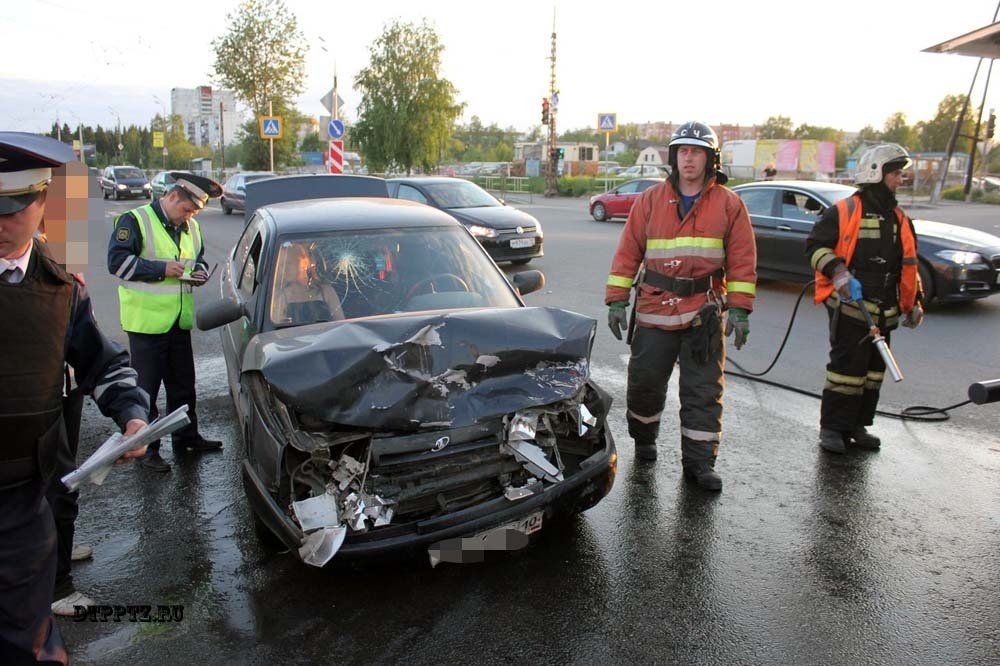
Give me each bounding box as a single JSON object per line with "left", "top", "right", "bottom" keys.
{"left": 625, "top": 325, "right": 725, "bottom": 447}
{"left": 128, "top": 321, "right": 198, "bottom": 452}
{"left": 0, "top": 479, "right": 68, "bottom": 665}
{"left": 821, "top": 305, "right": 889, "bottom": 431}
{"left": 45, "top": 389, "right": 84, "bottom": 601}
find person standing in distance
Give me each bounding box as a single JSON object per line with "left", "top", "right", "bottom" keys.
{"left": 605, "top": 121, "right": 757, "bottom": 491}
{"left": 107, "top": 172, "right": 223, "bottom": 472}
{"left": 0, "top": 132, "right": 149, "bottom": 665}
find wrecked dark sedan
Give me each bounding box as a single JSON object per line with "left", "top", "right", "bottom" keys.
{"left": 198, "top": 175, "right": 616, "bottom": 567}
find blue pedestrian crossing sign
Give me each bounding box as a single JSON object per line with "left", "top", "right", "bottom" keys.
{"left": 258, "top": 115, "right": 283, "bottom": 139}
{"left": 598, "top": 113, "right": 617, "bottom": 132}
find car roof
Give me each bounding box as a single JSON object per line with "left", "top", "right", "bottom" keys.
{"left": 387, "top": 176, "right": 469, "bottom": 184}
{"left": 261, "top": 197, "right": 464, "bottom": 235}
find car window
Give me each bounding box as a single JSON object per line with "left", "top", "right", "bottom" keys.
{"left": 267, "top": 226, "right": 521, "bottom": 327}
{"left": 420, "top": 180, "right": 500, "bottom": 209}
{"left": 781, "top": 190, "right": 824, "bottom": 221}
{"left": 238, "top": 233, "right": 263, "bottom": 309}
{"left": 245, "top": 174, "right": 274, "bottom": 185}
{"left": 636, "top": 180, "right": 659, "bottom": 193}
{"left": 114, "top": 168, "right": 144, "bottom": 179}
{"left": 737, "top": 188, "right": 777, "bottom": 216}
{"left": 396, "top": 184, "right": 428, "bottom": 204}
{"left": 617, "top": 181, "right": 640, "bottom": 194}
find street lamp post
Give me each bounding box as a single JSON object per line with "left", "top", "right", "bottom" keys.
{"left": 108, "top": 106, "right": 122, "bottom": 162}
{"left": 153, "top": 95, "right": 169, "bottom": 169}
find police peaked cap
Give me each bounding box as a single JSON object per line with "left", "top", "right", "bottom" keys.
{"left": 0, "top": 132, "right": 76, "bottom": 215}
{"left": 168, "top": 171, "right": 222, "bottom": 209}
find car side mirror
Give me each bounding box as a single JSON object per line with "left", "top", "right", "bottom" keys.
{"left": 511, "top": 269, "right": 545, "bottom": 296}
{"left": 237, "top": 186, "right": 246, "bottom": 193}
{"left": 497, "top": 197, "right": 506, "bottom": 205}
{"left": 197, "top": 297, "right": 245, "bottom": 330}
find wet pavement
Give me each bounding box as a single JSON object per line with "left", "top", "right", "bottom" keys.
{"left": 57, "top": 198, "right": 1000, "bottom": 665}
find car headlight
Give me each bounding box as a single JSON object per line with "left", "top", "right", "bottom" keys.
{"left": 143, "top": 183, "right": 151, "bottom": 189}
{"left": 117, "top": 184, "right": 126, "bottom": 190}
{"left": 467, "top": 224, "right": 498, "bottom": 239}
{"left": 935, "top": 250, "right": 985, "bottom": 265}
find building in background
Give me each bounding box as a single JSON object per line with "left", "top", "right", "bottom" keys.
{"left": 170, "top": 86, "right": 239, "bottom": 147}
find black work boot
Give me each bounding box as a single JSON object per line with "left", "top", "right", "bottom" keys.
{"left": 175, "top": 435, "right": 223, "bottom": 452}
{"left": 847, "top": 427, "right": 881, "bottom": 450}
{"left": 140, "top": 449, "right": 171, "bottom": 472}
{"left": 818, "top": 428, "right": 846, "bottom": 454}
{"left": 635, "top": 440, "right": 657, "bottom": 462}
{"left": 681, "top": 438, "right": 722, "bottom": 491}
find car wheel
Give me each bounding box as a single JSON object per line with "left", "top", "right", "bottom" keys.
{"left": 113, "top": 189, "right": 121, "bottom": 201}
{"left": 102, "top": 188, "right": 109, "bottom": 200}
{"left": 222, "top": 205, "right": 232, "bottom": 215}
{"left": 145, "top": 192, "right": 152, "bottom": 200}
{"left": 592, "top": 202, "right": 607, "bottom": 222}
{"left": 511, "top": 258, "right": 532, "bottom": 266}
{"left": 918, "top": 260, "right": 935, "bottom": 305}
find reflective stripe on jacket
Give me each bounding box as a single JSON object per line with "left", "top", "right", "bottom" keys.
{"left": 605, "top": 177, "right": 757, "bottom": 331}
{"left": 117, "top": 204, "right": 201, "bottom": 333}
{"left": 812, "top": 194, "right": 918, "bottom": 313}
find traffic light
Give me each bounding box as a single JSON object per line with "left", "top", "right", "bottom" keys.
{"left": 557, "top": 147, "right": 565, "bottom": 160}
{"left": 987, "top": 110, "right": 996, "bottom": 140}
{"left": 541, "top": 98, "right": 550, "bottom": 125}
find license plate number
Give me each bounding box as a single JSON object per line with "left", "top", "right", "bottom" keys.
{"left": 479, "top": 511, "right": 543, "bottom": 541}
{"left": 131, "top": 189, "right": 142, "bottom": 194}
{"left": 510, "top": 238, "right": 535, "bottom": 249}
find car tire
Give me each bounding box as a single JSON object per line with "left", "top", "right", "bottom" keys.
{"left": 145, "top": 192, "right": 152, "bottom": 200}
{"left": 592, "top": 203, "right": 607, "bottom": 222}
{"left": 222, "top": 205, "right": 232, "bottom": 215}
{"left": 113, "top": 189, "right": 121, "bottom": 201}
{"left": 102, "top": 188, "right": 109, "bottom": 200}
{"left": 918, "top": 260, "right": 935, "bottom": 305}
{"left": 511, "top": 258, "right": 532, "bottom": 266}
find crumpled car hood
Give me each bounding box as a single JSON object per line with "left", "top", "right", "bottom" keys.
{"left": 243, "top": 307, "right": 596, "bottom": 431}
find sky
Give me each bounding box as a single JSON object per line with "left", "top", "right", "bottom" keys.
{"left": 2, "top": 0, "right": 998, "bottom": 138}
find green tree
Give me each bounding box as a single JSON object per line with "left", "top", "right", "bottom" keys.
{"left": 881, "top": 112, "right": 917, "bottom": 149}
{"left": 300, "top": 131, "right": 324, "bottom": 153}
{"left": 235, "top": 101, "right": 306, "bottom": 170}
{"left": 759, "top": 116, "right": 794, "bottom": 139}
{"left": 353, "top": 19, "right": 464, "bottom": 173}
{"left": 917, "top": 94, "right": 976, "bottom": 153}
{"left": 212, "top": 0, "right": 307, "bottom": 169}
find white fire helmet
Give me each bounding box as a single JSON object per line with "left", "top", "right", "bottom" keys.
{"left": 855, "top": 143, "right": 912, "bottom": 185}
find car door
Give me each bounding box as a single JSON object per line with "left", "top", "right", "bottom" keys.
{"left": 222, "top": 216, "right": 266, "bottom": 403}
{"left": 735, "top": 186, "right": 779, "bottom": 271}
{"left": 773, "top": 188, "right": 826, "bottom": 278}
{"left": 608, "top": 180, "right": 641, "bottom": 217}
{"left": 395, "top": 183, "right": 429, "bottom": 205}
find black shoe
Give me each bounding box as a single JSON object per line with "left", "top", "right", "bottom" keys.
{"left": 682, "top": 465, "right": 723, "bottom": 491}
{"left": 847, "top": 427, "right": 881, "bottom": 450}
{"left": 635, "top": 443, "right": 658, "bottom": 461}
{"left": 140, "top": 450, "right": 171, "bottom": 472}
{"left": 176, "top": 436, "right": 223, "bottom": 452}
{"left": 818, "top": 428, "right": 846, "bottom": 454}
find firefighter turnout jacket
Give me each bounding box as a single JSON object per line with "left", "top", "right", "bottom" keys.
{"left": 808, "top": 188, "right": 919, "bottom": 328}
{"left": 605, "top": 177, "right": 757, "bottom": 329}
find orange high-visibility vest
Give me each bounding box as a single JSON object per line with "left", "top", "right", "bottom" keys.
{"left": 814, "top": 194, "right": 918, "bottom": 312}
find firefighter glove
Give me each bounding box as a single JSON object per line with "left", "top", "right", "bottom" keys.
{"left": 608, "top": 301, "right": 629, "bottom": 340}
{"left": 725, "top": 307, "right": 750, "bottom": 350}
{"left": 832, "top": 265, "right": 863, "bottom": 301}
{"left": 902, "top": 303, "right": 924, "bottom": 329}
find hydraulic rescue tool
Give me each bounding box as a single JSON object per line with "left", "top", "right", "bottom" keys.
{"left": 857, "top": 302, "right": 904, "bottom": 383}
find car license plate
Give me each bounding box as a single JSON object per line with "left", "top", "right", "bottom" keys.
{"left": 510, "top": 238, "right": 535, "bottom": 249}
{"left": 131, "top": 189, "right": 142, "bottom": 194}
{"left": 427, "top": 511, "right": 543, "bottom": 566}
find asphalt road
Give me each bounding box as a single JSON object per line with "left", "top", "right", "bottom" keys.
{"left": 61, "top": 193, "right": 999, "bottom": 665}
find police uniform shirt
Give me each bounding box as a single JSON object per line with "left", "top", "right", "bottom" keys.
{"left": 107, "top": 200, "right": 207, "bottom": 281}
{"left": 0, "top": 244, "right": 31, "bottom": 283}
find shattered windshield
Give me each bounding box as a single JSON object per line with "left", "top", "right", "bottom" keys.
{"left": 114, "top": 168, "right": 145, "bottom": 179}
{"left": 421, "top": 180, "right": 501, "bottom": 209}
{"left": 268, "top": 226, "right": 520, "bottom": 327}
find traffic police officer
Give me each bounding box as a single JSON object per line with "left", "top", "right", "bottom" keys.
{"left": 0, "top": 132, "right": 149, "bottom": 665}
{"left": 806, "top": 143, "right": 923, "bottom": 453}
{"left": 107, "top": 172, "right": 223, "bottom": 472}
{"left": 606, "top": 121, "right": 758, "bottom": 491}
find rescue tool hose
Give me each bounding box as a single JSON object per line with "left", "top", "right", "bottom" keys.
{"left": 723, "top": 280, "right": 971, "bottom": 422}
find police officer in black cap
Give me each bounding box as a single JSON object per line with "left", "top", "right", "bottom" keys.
{"left": 0, "top": 132, "right": 150, "bottom": 665}
{"left": 107, "top": 171, "right": 223, "bottom": 472}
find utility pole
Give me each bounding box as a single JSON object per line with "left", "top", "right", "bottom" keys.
{"left": 219, "top": 101, "right": 225, "bottom": 176}
{"left": 965, "top": 59, "right": 994, "bottom": 201}
{"left": 545, "top": 11, "right": 559, "bottom": 198}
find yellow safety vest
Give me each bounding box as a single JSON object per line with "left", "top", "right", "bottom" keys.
{"left": 116, "top": 204, "right": 202, "bottom": 333}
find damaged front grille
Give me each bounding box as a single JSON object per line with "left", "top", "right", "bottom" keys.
{"left": 285, "top": 387, "right": 607, "bottom": 566}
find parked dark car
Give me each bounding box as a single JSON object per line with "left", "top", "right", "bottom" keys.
{"left": 101, "top": 165, "right": 151, "bottom": 200}
{"left": 149, "top": 170, "right": 191, "bottom": 201}
{"left": 387, "top": 177, "right": 543, "bottom": 265}
{"left": 589, "top": 177, "right": 664, "bottom": 222}
{"left": 732, "top": 180, "right": 1000, "bottom": 303}
{"left": 196, "top": 175, "right": 617, "bottom": 567}
{"left": 221, "top": 171, "right": 276, "bottom": 214}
